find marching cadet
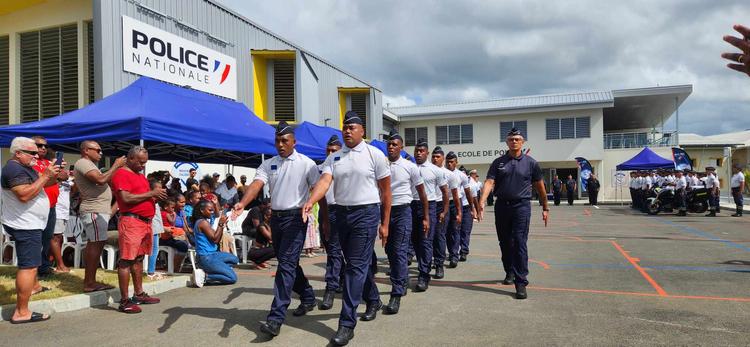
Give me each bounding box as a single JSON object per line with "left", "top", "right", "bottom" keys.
{"left": 431, "top": 147, "right": 460, "bottom": 279}
{"left": 304, "top": 111, "right": 392, "bottom": 346}
{"left": 731, "top": 165, "right": 745, "bottom": 217}
{"left": 445, "top": 152, "right": 477, "bottom": 266}
{"left": 411, "top": 138, "right": 449, "bottom": 292}
{"left": 705, "top": 167, "right": 719, "bottom": 217}
{"left": 319, "top": 135, "right": 344, "bottom": 310}
{"left": 232, "top": 121, "right": 328, "bottom": 338}
{"left": 478, "top": 128, "right": 549, "bottom": 299}
{"left": 462, "top": 169, "right": 481, "bottom": 261}
{"left": 675, "top": 170, "right": 687, "bottom": 216}
{"left": 382, "top": 131, "right": 429, "bottom": 315}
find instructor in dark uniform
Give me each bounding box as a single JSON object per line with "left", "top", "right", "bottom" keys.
{"left": 551, "top": 175, "right": 562, "bottom": 206}
{"left": 478, "top": 128, "right": 549, "bottom": 300}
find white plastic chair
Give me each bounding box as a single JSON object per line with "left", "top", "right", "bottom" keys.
{"left": 61, "top": 240, "right": 86, "bottom": 268}
{"left": 1, "top": 228, "right": 17, "bottom": 266}
{"left": 100, "top": 244, "right": 117, "bottom": 270}
{"left": 226, "top": 211, "right": 252, "bottom": 263}
{"left": 157, "top": 245, "right": 176, "bottom": 274}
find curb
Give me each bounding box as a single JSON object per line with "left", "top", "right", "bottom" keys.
{"left": 0, "top": 275, "right": 190, "bottom": 321}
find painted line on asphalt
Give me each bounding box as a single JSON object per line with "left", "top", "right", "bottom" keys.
{"left": 658, "top": 219, "right": 750, "bottom": 252}
{"left": 611, "top": 240, "right": 668, "bottom": 296}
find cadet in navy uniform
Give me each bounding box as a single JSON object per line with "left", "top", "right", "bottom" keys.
{"left": 319, "top": 135, "right": 344, "bottom": 310}
{"left": 382, "top": 131, "right": 429, "bottom": 315}
{"left": 411, "top": 138, "right": 449, "bottom": 292}
{"left": 445, "top": 152, "right": 476, "bottom": 266}
{"left": 552, "top": 175, "right": 562, "bottom": 206}
{"left": 304, "top": 111, "right": 392, "bottom": 346}
{"left": 232, "top": 121, "right": 329, "bottom": 337}
{"left": 478, "top": 128, "right": 549, "bottom": 299}
{"left": 431, "top": 147, "right": 460, "bottom": 279}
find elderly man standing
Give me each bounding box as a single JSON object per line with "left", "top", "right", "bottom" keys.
{"left": 111, "top": 146, "right": 167, "bottom": 313}
{"left": 74, "top": 140, "right": 126, "bottom": 293}
{"left": 2, "top": 137, "right": 59, "bottom": 324}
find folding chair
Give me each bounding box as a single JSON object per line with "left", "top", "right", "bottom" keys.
{"left": 1, "top": 227, "right": 17, "bottom": 266}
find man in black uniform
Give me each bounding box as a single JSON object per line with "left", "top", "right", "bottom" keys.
{"left": 478, "top": 128, "right": 549, "bottom": 300}
{"left": 565, "top": 175, "right": 576, "bottom": 205}
{"left": 586, "top": 173, "right": 600, "bottom": 207}
{"left": 551, "top": 175, "right": 562, "bottom": 206}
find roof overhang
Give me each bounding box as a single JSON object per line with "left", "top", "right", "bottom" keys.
{"left": 604, "top": 85, "right": 692, "bottom": 131}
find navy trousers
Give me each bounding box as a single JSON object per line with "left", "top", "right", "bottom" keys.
{"left": 321, "top": 205, "right": 344, "bottom": 291}
{"left": 459, "top": 204, "right": 473, "bottom": 256}
{"left": 733, "top": 187, "right": 744, "bottom": 207}
{"left": 267, "top": 214, "right": 316, "bottom": 324}
{"left": 337, "top": 204, "right": 380, "bottom": 329}
{"left": 386, "top": 205, "right": 412, "bottom": 296}
{"left": 446, "top": 202, "right": 461, "bottom": 263}
{"left": 494, "top": 200, "right": 531, "bottom": 286}
{"left": 39, "top": 208, "right": 56, "bottom": 274}
{"left": 411, "top": 200, "right": 436, "bottom": 282}
{"left": 432, "top": 202, "right": 448, "bottom": 268}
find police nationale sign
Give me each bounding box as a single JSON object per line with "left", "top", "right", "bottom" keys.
{"left": 122, "top": 16, "right": 237, "bottom": 99}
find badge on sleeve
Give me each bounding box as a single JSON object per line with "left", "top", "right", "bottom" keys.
{"left": 271, "top": 164, "right": 278, "bottom": 171}
{"left": 334, "top": 157, "right": 341, "bottom": 162}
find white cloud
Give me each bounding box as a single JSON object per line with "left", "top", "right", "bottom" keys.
{"left": 383, "top": 94, "right": 417, "bottom": 108}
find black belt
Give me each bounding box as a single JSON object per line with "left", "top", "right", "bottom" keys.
{"left": 495, "top": 199, "right": 529, "bottom": 205}
{"left": 121, "top": 212, "right": 151, "bottom": 223}
{"left": 338, "top": 203, "right": 378, "bottom": 211}
{"left": 271, "top": 208, "right": 302, "bottom": 217}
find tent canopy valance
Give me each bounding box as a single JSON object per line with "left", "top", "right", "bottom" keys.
{"left": 616, "top": 147, "right": 674, "bottom": 171}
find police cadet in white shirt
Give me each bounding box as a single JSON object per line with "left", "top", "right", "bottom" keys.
{"left": 704, "top": 167, "right": 720, "bottom": 217}
{"left": 410, "top": 138, "right": 449, "bottom": 293}
{"left": 674, "top": 170, "right": 688, "bottom": 216}
{"left": 446, "top": 157, "right": 476, "bottom": 266}
{"left": 320, "top": 135, "right": 345, "bottom": 310}
{"left": 641, "top": 171, "right": 653, "bottom": 213}
{"left": 232, "top": 121, "right": 328, "bottom": 338}
{"left": 731, "top": 165, "right": 745, "bottom": 217}
{"left": 431, "top": 146, "right": 460, "bottom": 279}
{"left": 382, "top": 130, "right": 429, "bottom": 315}
{"left": 304, "top": 111, "right": 392, "bottom": 346}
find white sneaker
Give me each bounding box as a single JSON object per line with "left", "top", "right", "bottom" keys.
{"left": 593, "top": 205, "right": 600, "bottom": 209}
{"left": 192, "top": 268, "right": 206, "bottom": 288}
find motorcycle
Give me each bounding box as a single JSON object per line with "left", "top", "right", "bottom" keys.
{"left": 646, "top": 187, "right": 709, "bottom": 215}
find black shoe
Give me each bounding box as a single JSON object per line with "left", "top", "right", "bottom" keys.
{"left": 415, "top": 280, "right": 428, "bottom": 292}
{"left": 515, "top": 284, "right": 527, "bottom": 300}
{"left": 448, "top": 260, "right": 458, "bottom": 268}
{"left": 260, "top": 320, "right": 281, "bottom": 337}
{"left": 382, "top": 296, "right": 401, "bottom": 315}
{"left": 319, "top": 290, "right": 335, "bottom": 310}
{"left": 501, "top": 273, "right": 515, "bottom": 285}
{"left": 331, "top": 326, "right": 354, "bottom": 346}
{"left": 292, "top": 301, "right": 317, "bottom": 316}
{"left": 360, "top": 301, "right": 382, "bottom": 321}
{"left": 335, "top": 285, "right": 343, "bottom": 294}
{"left": 433, "top": 267, "right": 444, "bottom": 279}
{"left": 677, "top": 211, "right": 687, "bottom": 216}
{"left": 459, "top": 254, "right": 467, "bottom": 262}
{"left": 705, "top": 212, "right": 716, "bottom": 217}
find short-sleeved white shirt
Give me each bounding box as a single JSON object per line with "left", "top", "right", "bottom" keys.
{"left": 731, "top": 172, "right": 745, "bottom": 188}
{"left": 675, "top": 176, "right": 687, "bottom": 190}
{"left": 438, "top": 166, "right": 460, "bottom": 201}
{"left": 642, "top": 176, "right": 652, "bottom": 190}
{"left": 450, "top": 169, "right": 471, "bottom": 206}
{"left": 321, "top": 140, "right": 390, "bottom": 206}
{"left": 254, "top": 150, "right": 320, "bottom": 210}
{"left": 705, "top": 174, "right": 717, "bottom": 189}
{"left": 318, "top": 164, "right": 336, "bottom": 205}
{"left": 413, "top": 162, "right": 447, "bottom": 202}
{"left": 389, "top": 157, "right": 423, "bottom": 206}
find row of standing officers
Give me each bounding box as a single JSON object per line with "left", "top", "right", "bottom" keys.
{"left": 231, "top": 112, "right": 549, "bottom": 346}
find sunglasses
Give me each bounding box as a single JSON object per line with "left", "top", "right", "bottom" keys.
{"left": 36, "top": 143, "right": 48, "bottom": 148}
{"left": 86, "top": 147, "right": 103, "bottom": 154}
{"left": 19, "top": 149, "right": 39, "bottom": 156}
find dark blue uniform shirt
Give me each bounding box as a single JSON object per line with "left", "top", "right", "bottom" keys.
{"left": 486, "top": 153, "right": 542, "bottom": 200}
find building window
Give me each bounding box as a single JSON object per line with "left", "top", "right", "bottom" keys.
{"left": 20, "top": 24, "right": 78, "bottom": 123}
{"left": 436, "top": 124, "right": 473, "bottom": 145}
{"left": 405, "top": 127, "right": 427, "bottom": 146}
{"left": 500, "top": 120, "right": 527, "bottom": 140}
{"left": 546, "top": 116, "right": 590, "bottom": 140}
{"left": 0, "top": 35, "right": 8, "bottom": 125}
{"left": 272, "top": 59, "right": 295, "bottom": 122}
{"left": 350, "top": 93, "right": 368, "bottom": 135}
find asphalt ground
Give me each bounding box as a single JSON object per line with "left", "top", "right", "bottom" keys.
{"left": 2, "top": 204, "right": 749, "bottom": 346}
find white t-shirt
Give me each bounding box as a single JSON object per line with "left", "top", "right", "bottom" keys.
{"left": 255, "top": 150, "right": 320, "bottom": 210}
{"left": 321, "top": 141, "right": 390, "bottom": 206}
{"left": 412, "top": 162, "right": 447, "bottom": 202}
{"left": 56, "top": 179, "right": 73, "bottom": 220}
{"left": 731, "top": 172, "right": 745, "bottom": 188}
{"left": 389, "top": 157, "right": 423, "bottom": 206}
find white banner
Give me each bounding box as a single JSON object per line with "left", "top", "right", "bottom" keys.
{"left": 122, "top": 15, "right": 237, "bottom": 99}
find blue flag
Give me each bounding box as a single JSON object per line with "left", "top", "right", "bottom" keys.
{"left": 672, "top": 147, "right": 692, "bottom": 172}
{"left": 575, "top": 157, "right": 593, "bottom": 192}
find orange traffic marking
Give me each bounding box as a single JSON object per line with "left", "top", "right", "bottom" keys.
{"left": 611, "top": 241, "right": 668, "bottom": 296}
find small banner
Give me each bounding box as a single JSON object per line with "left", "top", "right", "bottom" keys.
{"left": 575, "top": 157, "right": 593, "bottom": 192}
{"left": 671, "top": 147, "right": 692, "bottom": 172}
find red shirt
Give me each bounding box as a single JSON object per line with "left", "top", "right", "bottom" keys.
{"left": 33, "top": 158, "right": 59, "bottom": 207}
{"left": 111, "top": 168, "right": 155, "bottom": 218}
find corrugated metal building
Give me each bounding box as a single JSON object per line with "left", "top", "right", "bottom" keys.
{"left": 0, "top": 0, "right": 383, "bottom": 137}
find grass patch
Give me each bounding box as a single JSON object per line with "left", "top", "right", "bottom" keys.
{"left": 0, "top": 265, "right": 155, "bottom": 306}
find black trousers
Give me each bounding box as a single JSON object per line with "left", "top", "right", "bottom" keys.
{"left": 553, "top": 190, "right": 561, "bottom": 206}
{"left": 567, "top": 191, "right": 574, "bottom": 205}
{"left": 588, "top": 190, "right": 598, "bottom": 205}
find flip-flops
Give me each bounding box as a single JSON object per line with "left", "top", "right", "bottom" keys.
{"left": 83, "top": 284, "right": 114, "bottom": 293}
{"left": 10, "top": 312, "right": 50, "bottom": 324}
{"left": 32, "top": 287, "right": 52, "bottom": 296}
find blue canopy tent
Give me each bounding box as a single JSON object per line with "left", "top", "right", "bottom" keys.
{"left": 0, "top": 77, "right": 313, "bottom": 166}
{"left": 616, "top": 147, "right": 675, "bottom": 171}
{"left": 293, "top": 121, "right": 343, "bottom": 161}
{"left": 369, "top": 139, "right": 414, "bottom": 162}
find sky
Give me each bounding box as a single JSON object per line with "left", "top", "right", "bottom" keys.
{"left": 219, "top": 0, "right": 750, "bottom": 135}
